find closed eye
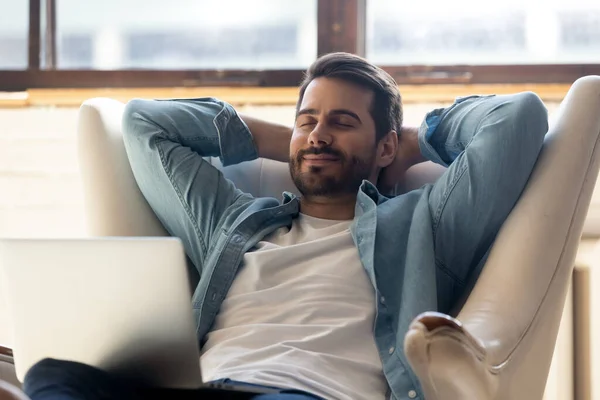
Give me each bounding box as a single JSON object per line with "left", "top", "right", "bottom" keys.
{"left": 296, "top": 117, "right": 317, "bottom": 128}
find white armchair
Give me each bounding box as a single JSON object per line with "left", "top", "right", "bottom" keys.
{"left": 1, "top": 76, "right": 599, "bottom": 400}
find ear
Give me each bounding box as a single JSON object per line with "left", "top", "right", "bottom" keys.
{"left": 376, "top": 130, "right": 398, "bottom": 169}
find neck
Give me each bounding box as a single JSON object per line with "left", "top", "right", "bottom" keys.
{"left": 299, "top": 194, "right": 357, "bottom": 220}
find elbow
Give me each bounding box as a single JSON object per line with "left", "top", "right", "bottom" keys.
{"left": 121, "top": 98, "right": 153, "bottom": 143}
{"left": 510, "top": 91, "right": 549, "bottom": 139}
{"left": 498, "top": 91, "right": 549, "bottom": 162}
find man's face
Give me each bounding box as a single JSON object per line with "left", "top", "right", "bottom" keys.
{"left": 290, "top": 77, "right": 379, "bottom": 197}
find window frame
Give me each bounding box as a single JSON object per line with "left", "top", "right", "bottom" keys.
{"left": 0, "top": 0, "right": 598, "bottom": 91}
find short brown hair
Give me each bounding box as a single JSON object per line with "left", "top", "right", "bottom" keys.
{"left": 296, "top": 52, "right": 403, "bottom": 142}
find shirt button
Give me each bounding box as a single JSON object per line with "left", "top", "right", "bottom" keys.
{"left": 388, "top": 346, "right": 395, "bottom": 355}
{"left": 380, "top": 296, "right": 386, "bottom": 304}
{"left": 232, "top": 235, "right": 243, "bottom": 244}
{"left": 408, "top": 390, "right": 417, "bottom": 399}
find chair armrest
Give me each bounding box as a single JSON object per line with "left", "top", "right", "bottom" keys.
{"left": 404, "top": 312, "right": 495, "bottom": 400}
{"left": 78, "top": 98, "right": 168, "bottom": 237}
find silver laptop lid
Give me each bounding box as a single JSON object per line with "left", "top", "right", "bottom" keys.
{"left": 0, "top": 238, "right": 202, "bottom": 388}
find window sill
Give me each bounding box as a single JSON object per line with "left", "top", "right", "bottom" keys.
{"left": 0, "top": 83, "right": 572, "bottom": 108}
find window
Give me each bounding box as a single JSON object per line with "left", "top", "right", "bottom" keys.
{"left": 0, "top": 0, "right": 28, "bottom": 69}
{"left": 559, "top": 8, "right": 600, "bottom": 62}
{"left": 367, "top": 0, "right": 600, "bottom": 65}
{"left": 0, "top": 0, "right": 598, "bottom": 90}
{"left": 55, "top": 0, "right": 317, "bottom": 70}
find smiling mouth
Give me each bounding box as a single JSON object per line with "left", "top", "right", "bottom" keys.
{"left": 303, "top": 156, "right": 340, "bottom": 165}
{"left": 303, "top": 155, "right": 339, "bottom": 161}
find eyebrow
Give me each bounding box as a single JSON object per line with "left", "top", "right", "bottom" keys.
{"left": 297, "top": 108, "right": 362, "bottom": 124}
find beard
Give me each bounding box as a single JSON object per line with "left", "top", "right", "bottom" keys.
{"left": 289, "top": 146, "right": 375, "bottom": 197}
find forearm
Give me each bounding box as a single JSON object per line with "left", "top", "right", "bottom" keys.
{"left": 417, "top": 94, "right": 546, "bottom": 167}
{"left": 239, "top": 114, "right": 292, "bottom": 163}
{"left": 399, "top": 126, "right": 428, "bottom": 170}
{"left": 418, "top": 92, "right": 547, "bottom": 170}
{"left": 418, "top": 95, "right": 489, "bottom": 167}
{"left": 377, "top": 126, "right": 427, "bottom": 195}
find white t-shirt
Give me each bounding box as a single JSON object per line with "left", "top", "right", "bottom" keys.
{"left": 200, "top": 214, "right": 387, "bottom": 400}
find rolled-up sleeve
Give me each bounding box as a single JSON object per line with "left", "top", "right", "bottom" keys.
{"left": 213, "top": 99, "right": 259, "bottom": 166}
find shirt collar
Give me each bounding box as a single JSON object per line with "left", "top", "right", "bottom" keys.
{"left": 282, "top": 191, "right": 297, "bottom": 204}
{"left": 359, "top": 180, "right": 386, "bottom": 204}
{"left": 282, "top": 182, "right": 385, "bottom": 207}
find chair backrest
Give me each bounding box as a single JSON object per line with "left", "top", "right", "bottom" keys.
{"left": 77, "top": 100, "right": 446, "bottom": 236}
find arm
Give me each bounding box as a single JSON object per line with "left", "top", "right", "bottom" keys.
{"left": 239, "top": 113, "right": 292, "bottom": 163}
{"left": 122, "top": 98, "right": 268, "bottom": 275}
{"left": 422, "top": 93, "right": 548, "bottom": 300}
{"left": 378, "top": 126, "right": 428, "bottom": 194}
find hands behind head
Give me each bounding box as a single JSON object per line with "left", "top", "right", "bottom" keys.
{"left": 377, "top": 127, "right": 426, "bottom": 196}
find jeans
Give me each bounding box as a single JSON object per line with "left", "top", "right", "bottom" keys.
{"left": 23, "top": 359, "right": 324, "bottom": 400}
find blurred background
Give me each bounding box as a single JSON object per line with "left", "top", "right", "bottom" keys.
{"left": 1, "top": 1, "right": 600, "bottom": 399}
{"left": 3, "top": 0, "right": 600, "bottom": 69}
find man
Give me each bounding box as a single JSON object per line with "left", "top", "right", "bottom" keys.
{"left": 24, "top": 52, "right": 548, "bottom": 400}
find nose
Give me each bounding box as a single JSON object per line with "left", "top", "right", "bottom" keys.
{"left": 307, "top": 123, "right": 333, "bottom": 147}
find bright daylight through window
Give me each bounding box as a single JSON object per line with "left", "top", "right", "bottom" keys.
{"left": 54, "top": 0, "right": 318, "bottom": 70}
{"left": 368, "top": 0, "right": 600, "bottom": 65}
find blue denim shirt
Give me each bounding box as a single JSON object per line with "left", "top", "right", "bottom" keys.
{"left": 122, "top": 92, "right": 547, "bottom": 400}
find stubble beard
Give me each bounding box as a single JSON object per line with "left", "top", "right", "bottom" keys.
{"left": 289, "top": 149, "right": 375, "bottom": 198}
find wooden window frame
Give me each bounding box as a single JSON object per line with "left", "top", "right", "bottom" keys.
{"left": 0, "top": 0, "right": 599, "bottom": 91}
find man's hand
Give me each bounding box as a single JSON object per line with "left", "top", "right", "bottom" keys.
{"left": 378, "top": 127, "right": 427, "bottom": 195}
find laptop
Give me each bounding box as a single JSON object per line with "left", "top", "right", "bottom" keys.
{"left": 0, "top": 238, "right": 277, "bottom": 396}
